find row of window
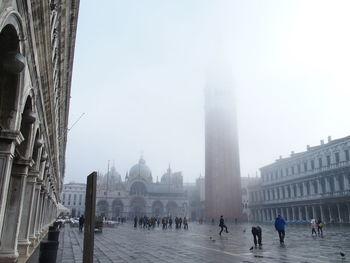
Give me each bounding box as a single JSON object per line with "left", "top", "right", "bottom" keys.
{"left": 251, "top": 174, "right": 348, "bottom": 202}
{"left": 262, "top": 149, "right": 349, "bottom": 182}
{"left": 62, "top": 193, "right": 84, "bottom": 202}
{"left": 62, "top": 201, "right": 83, "bottom": 206}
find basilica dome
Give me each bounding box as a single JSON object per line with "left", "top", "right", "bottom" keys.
{"left": 128, "top": 157, "right": 152, "bottom": 182}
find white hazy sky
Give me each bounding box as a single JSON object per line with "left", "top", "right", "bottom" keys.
{"left": 65, "top": 0, "right": 350, "bottom": 183}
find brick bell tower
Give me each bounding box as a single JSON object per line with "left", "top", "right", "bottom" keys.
{"left": 204, "top": 62, "right": 242, "bottom": 220}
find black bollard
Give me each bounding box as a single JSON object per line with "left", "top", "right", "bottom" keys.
{"left": 48, "top": 230, "right": 60, "bottom": 242}
{"left": 39, "top": 240, "right": 59, "bottom": 263}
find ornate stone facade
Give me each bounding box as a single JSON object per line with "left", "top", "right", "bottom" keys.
{"left": 0, "top": 1, "right": 79, "bottom": 262}
{"left": 249, "top": 136, "right": 350, "bottom": 223}
{"left": 95, "top": 158, "right": 189, "bottom": 219}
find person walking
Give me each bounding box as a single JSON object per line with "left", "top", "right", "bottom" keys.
{"left": 79, "top": 215, "right": 85, "bottom": 232}
{"left": 310, "top": 218, "right": 317, "bottom": 236}
{"left": 169, "top": 217, "right": 173, "bottom": 228}
{"left": 134, "top": 216, "right": 138, "bottom": 228}
{"left": 317, "top": 217, "right": 324, "bottom": 236}
{"left": 219, "top": 215, "right": 229, "bottom": 236}
{"left": 274, "top": 214, "right": 286, "bottom": 244}
{"left": 183, "top": 217, "right": 188, "bottom": 230}
{"left": 179, "top": 217, "right": 182, "bottom": 229}
{"left": 251, "top": 226, "right": 262, "bottom": 248}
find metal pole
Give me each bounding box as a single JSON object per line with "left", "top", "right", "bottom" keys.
{"left": 83, "top": 172, "right": 97, "bottom": 263}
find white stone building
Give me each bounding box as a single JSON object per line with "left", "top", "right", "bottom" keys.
{"left": 61, "top": 183, "right": 86, "bottom": 218}
{"left": 0, "top": 1, "right": 79, "bottom": 262}
{"left": 249, "top": 136, "right": 350, "bottom": 223}
{"left": 95, "top": 158, "right": 189, "bottom": 219}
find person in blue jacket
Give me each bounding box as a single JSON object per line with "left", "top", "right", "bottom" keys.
{"left": 274, "top": 214, "right": 286, "bottom": 244}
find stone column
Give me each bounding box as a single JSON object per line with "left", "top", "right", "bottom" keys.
{"left": 286, "top": 207, "right": 290, "bottom": 221}
{"left": 34, "top": 188, "right": 44, "bottom": 238}
{"left": 305, "top": 206, "right": 309, "bottom": 220}
{"left": 290, "top": 185, "right": 295, "bottom": 198}
{"left": 298, "top": 184, "right": 303, "bottom": 197}
{"left": 347, "top": 203, "right": 350, "bottom": 223}
{"left": 334, "top": 176, "right": 340, "bottom": 192}
{"left": 337, "top": 204, "right": 342, "bottom": 222}
{"left": 292, "top": 207, "right": 296, "bottom": 220}
{"left": 279, "top": 187, "right": 283, "bottom": 199}
{"left": 303, "top": 182, "right": 308, "bottom": 196}
{"left": 344, "top": 174, "right": 350, "bottom": 190}
{"left": 328, "top": 205, "right": 333, "bottom": 223}
{"left": 17, "top": 171, "right": 38, "bottom": 257}
{"left": 312, "top": 206, "right": 316, "bottom": 219}
{"left": 320, "top": 205, "right": 325, "bottom": 221}
{"left": 0, "top": 131, "right": 23, "bottom": 238}
{"left": 310, "top": 181, "right": 315, "bottom": 195}
{"left": 298, "top": 207, "right": 303, "bottom": 220}
{"left": 0, "top": 159, "right": 32, "bottom": 263}
{"left": 317, "top": 179, "right": 322, "bottom": 194}
{"left": 285, "top": 186, "right": 289, "bottom": 199}
{"left": 29, "top": 182, "right": 41, "bottom": 244}
{"left": 325, "top": 177, "right": 331, "bottom": 193}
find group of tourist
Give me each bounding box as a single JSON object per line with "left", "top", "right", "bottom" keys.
{"left": 133, "top": 215, "right": 189, "bottom": 230}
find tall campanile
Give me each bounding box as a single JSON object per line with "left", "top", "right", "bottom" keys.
{"left": 204, "top": 64, "right": 242, "bottom": 220}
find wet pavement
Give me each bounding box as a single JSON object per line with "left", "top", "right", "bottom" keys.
{"left": 58, "top": 222, "right": 350, "bottom": 263}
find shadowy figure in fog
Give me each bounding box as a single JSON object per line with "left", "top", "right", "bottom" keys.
{"left": 219, "top": 215, "right": 228, "bottom": 236}
{"left": 183, "top": 217, "right": 188, "bottom": 230}
{"left": 134, "top": 216, "right": 138, "bottom": 228}
{"left": 317, "top": 217, "right": 324, "bottom": 237}
{"left": 310, "top": 218, "right": 317, "bottom": 236}
{"left": 251, "top": 226, "right": 262, "bottom": 248}
{"left": 274, "top": 214, "right": 286, "bottom": 245}
{"left": 79, "top": 215, "right": 85, "bottom": 232}
{"left": 179, "top": 217, "right": 182, "bottom": 228}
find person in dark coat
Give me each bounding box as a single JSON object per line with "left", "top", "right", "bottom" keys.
{"left": 251, "top": 226, "right": 262, "bottom": 248}
{"left": 274, "top": 215, "right": 286, "bottom": 244}
{"left": 134, "top": 216, "right": 138, "bottom": 228}
{"left": 79, "top": 215, "right": 85, "bottom": 232}
{"left": 219, "top": 215, "right": 229, "bottom": 235}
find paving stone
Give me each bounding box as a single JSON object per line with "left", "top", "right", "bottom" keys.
{"left": 57, "top": 223, "right": 350, "bottom": 262}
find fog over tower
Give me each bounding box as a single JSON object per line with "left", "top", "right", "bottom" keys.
{"left": 204, "top": 61, "right": 242, "bottom": 220}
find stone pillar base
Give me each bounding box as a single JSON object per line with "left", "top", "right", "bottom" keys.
{"left": 0, "top": 251, "right": 19, "bottom": 263}
{"left": 17, "top": 240, "right": 31, "bottom": 257}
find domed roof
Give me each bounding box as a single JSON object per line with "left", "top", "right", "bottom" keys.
{"left": 129, "top": 157, "right": 152, "bottom": 182}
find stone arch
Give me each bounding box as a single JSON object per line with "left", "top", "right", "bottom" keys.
{"left": 129, "top": 197, "right": 146, "bottom": 217}
{"left": 152, "top": 200, "right": 164, "bottom": 217}
{"left": 96, "top": 200, "right": 109, "bottom": 218}
{"left": 166, "top": 201, "right": 178, "bottom": 216}
{"left": 0, "top": 10, "right": 26, "bottom": 131}
{"left": 130, "top": 181, "right": 147, "bottom": 196}
{"left": 111, "top": 199, "right": 123, "bottom": 219}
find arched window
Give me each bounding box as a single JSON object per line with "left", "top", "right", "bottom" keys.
{"left": 130, "top": 182, "right": 147, "bottom": 196}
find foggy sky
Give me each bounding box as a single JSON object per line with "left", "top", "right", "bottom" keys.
{"left": 65, "top": 0, "right": 350, "bottom": 183}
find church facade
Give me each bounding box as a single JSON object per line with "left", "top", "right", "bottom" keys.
{"left": 95, "top": 158, "right": 189, "bottom": 219}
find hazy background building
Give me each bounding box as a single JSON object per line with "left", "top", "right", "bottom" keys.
{"left": 95, "top": 158, "right": 189, "bottom": 219}
{"left": 61, "top": 183, "right": 86, "bottom": 217}
{"left": 249, "top": 135, "right": 350, "bottom": 223}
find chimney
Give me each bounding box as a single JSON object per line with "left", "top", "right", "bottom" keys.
{"left": 291, "top": 151, "right": 295, "bottom": 156}
{"left": 320, "top": 140, "right": 324, "bottom": 145}
{"left": 307, "top": 145, "right": 310, "bottom": 151}
{"left": 328, "top": 136, "right": 332, "bottom": 143}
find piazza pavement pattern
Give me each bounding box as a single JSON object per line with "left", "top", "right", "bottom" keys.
{"left": 56, "top": 222, "right": 350, "bottom": 263}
